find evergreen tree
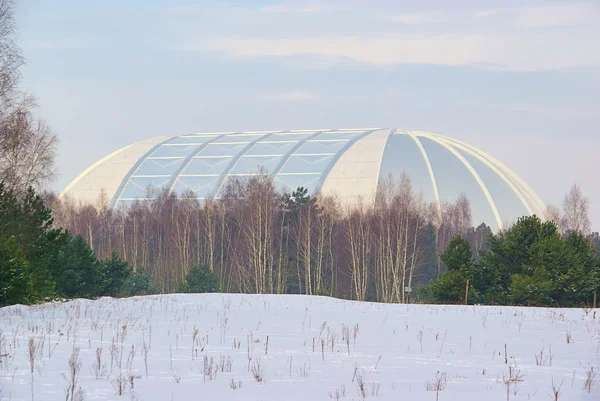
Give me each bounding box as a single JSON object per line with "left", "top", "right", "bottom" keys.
{"left": 100, "top": 253, "right": 132, "bottom": 297}
{"left": 0, "top": 236, "right": 33, "bottom": 305}
{"left": 474, "top": 215, "right": 558, "bottom": 304}
{"left": 179, "top": 266, "right": 219, "bottom": 293}
{"left": 429, "top": 236, "right": 474, "bottom": 303}
{"left": 55, "top": 234, "right": 102, "bottom": 298}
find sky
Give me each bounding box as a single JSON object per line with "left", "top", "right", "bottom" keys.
{"left": 15, "top": 0, "right": 600, "bottom": 229}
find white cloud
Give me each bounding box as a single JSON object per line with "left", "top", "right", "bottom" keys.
{"left": 474, "top": 9, "right": 500, "bottom": 19}
{"left": 259, "top": 4, "right": 338, "bottom": 13}
{"left": 182, "top": 33, "right": 600, "bottom": 71}
{"left": 261, "top": 90, "right": 316, "bottom": 101}
{"left": 515, "top": 4, "right": 600, "bottom": 28}
{"left": 387, "top": 13, "right": 445, "bottom": 24}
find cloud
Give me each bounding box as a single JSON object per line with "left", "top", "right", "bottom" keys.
{"left": 474, "top": 9, "right": 500, "bottom": 19}
{"left": 181, "top": 33, "right": 600, "bottom": 71}
{"left": 259, "top": 4, "right": 339, "bottom": 13}
{"left": 515, "top": 4, "right": 600, "bottom": 28}
{"left": 261, "top": 90, "right": 316, "bottom": 101}
{"left": 387, "top": 13, "right": 445, "bottom": 24}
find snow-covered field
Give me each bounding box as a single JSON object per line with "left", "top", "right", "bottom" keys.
{"left": 0, "top": 294, "right": 598, "bottom": 401}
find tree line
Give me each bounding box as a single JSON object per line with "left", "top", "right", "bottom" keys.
{"left": 46, "top": 174, "right": 599, "bottom": 308}
{"left": 49, "top": 173, "right": 475, "bottom": 302}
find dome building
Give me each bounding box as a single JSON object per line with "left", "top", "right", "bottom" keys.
{"left": 60, "top": 128, "right": 545, "bottom": 232}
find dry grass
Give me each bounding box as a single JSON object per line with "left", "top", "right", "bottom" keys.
{"left": 550, "top": 377, "right": 565, "bottom": 401}
{"left": 426, "top": 371, "right": 447, "bottom": 401}
{"left": 584, "top": 366, "right": 596, "bottom": 394}
{"left": 251, "top": 359, "right": 264, "bottom": 383}
{"left": 328, "top": 385, "right": 347, "bottom": 400}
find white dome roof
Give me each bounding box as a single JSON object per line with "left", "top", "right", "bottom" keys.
{"left": 60, "top": 129, "right": 545, "bottom": 231}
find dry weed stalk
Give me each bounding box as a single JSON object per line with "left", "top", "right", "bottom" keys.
{"left": 64, "top": 348, "right": 84, "bottom": 401}
{"left": 192, "top": 327, "right": 199, "bottom": 360}
{"left": 296, "top": 362, "right": 310, "bottom": 378}
{"left": 501, "top": 365, "right": 525, "bottom": 401}
{"left": 550, "top": 377, "right": 565, "bottom": 401}
{"left": 91, "top": 347, "right": 108, "bottom": 380}
{"left": 426, "top": 371, "right": 447, "bottom": 401}
{"left": 342, "top": 325, "right": 351, "bottom": 355}
{"left": 202, "top": 356, "right": 217, "bottom": 382}
{"left": 328, "top": 385, "right": 347, "bottom": 400}
{"left": 218, "top": 355, "right": 233, "bottom": 372}
{"left": 251, "top": 359, "right": 264, "bottom": 383}
{"left": 28, "top": 337, "right": 41, "bottom": 401}
{"left": 142, "top": 342, "right": 149, "bottom": 379}
{"left": 113, "top": 375, "right": 127, "bottom": 395}
{"left": 584, "top": 366, "right": 596, "bottom": 394}
{"left": 534, "top": 346, "right": 553, "bottom": 367}
{"left": 230, "top": 379, "right": 243, "bottom": 390}
{"left": 355, "top": 369, "right": 366, "bottom": 400}
{"left": 353, "top": 324, "right": 360, "bottom": 348}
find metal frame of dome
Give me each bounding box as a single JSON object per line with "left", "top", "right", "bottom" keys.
{"left": 60, "top": 129, "right": 546, "bottom": 231}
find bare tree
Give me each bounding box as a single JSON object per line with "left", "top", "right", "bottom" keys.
{"left": 544, "top": 204, "right": 561, "bottom": 228}
{"left": 561, "top": 183, "right": 591, "bottom": 235}
{"left": 0, "top": 1, "right": 58, "bottom": 192}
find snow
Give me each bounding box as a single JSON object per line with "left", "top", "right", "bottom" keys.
{"left": 0, "top": 294, "right": 598, "bottom": 400}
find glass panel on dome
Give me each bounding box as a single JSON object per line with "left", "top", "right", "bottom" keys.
{"left": 135, "top": 158, "right": 185, "bottom": 176}
{"left": 120, "top": 176, "right": 172, "bottom": 199}
{"left": 172, "top": 176, "right": 220, "bottom": 198}
{"left": 378, "top": 133, "right": 435, "bottom": 202}
{"left": 246, "top": 142, "right": 297, "bottom": 156}
{"left": 269, "top": 133, "right": 313, "bottom": 142}
{"left": 169, "top": 136, "right": 219, "bottom": 145}
{"left": 150, "top": 144, "right": 199, "bottom": 158}
{"left": 200, "top": 143, "right": 247, "bottom": 157}
{"left": 115, "top": 199, "right": 135, "bottom": 209}
{"left": 458, "top": 149, "right": 529, "bottom": 229}
{"left": 313, "top": 132, "right": 362, "bottom": 141}
{"left": 183, "top": 157, "right": 232, "bottom": 175}
{"left": 280, "top": 154, "right": 334, "bottom": 174}
{"left": 296, "top": 141, "right": 347, "bottom": 154}
{"left": 419, "top": 137, "right": 497, "bottom": 231}
{"left": 214, "top": 134, "right": 263, "bottom": 143}
{"left": 230, "top": 156, "right": 283, "bottom": 175}
{"left": 274, "top": 174, "right": 322, "bottom": 195}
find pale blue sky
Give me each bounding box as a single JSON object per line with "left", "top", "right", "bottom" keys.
{"left": 15, "top": 0, "right": 600, "bottom": 228}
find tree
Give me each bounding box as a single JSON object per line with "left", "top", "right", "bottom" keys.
{"left": 440, "top": 235, "right": 473, "bottom": 272}
{"left": 0, "top": 1, "right": 58, "bottom": 194}
{"left": 0, "top": 236, "right": 32, "bottom": 305}
{"left": 428, "top": 236, "right": 473, "bottom": 303}
{"left": 178, "top": 265, "right": 219, "bottom": 293}
{"left": 474, "top": 215, "right": 558, "bottom": 304}
{"left": 0, "top": 184, "right": 67, "bottom": 301}
{"left": 100, "top": 253, "right": 131, "bottom": 297}
{"left": 561, "top": 183, "right": 591, "bottom": 235}
{"left": 55, "top": 234, "right": 102, "bottom": 298}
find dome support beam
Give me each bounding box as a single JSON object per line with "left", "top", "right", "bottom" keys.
{"left": 166, "top": 134, "right": 227, "bottom": 196}
{"left": 212, "top": 132, "right": 278, "bottom": 198}
{"left": 109, "top": 137, "right": 178, "bottom": 209}
{"left": 432, "top": 135, "right": 546, "bottom": 218}
{"left": 406, "top": 131, "right": 443, "bottom": 222}
{"left": 269, "top": 131, "right": 326, "bottom": 180}
{"left": 430, "top": 134, "right": 535, "bottom": 216}
{"left": 423, "top": 133, "right": 504, "bottom": 231}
